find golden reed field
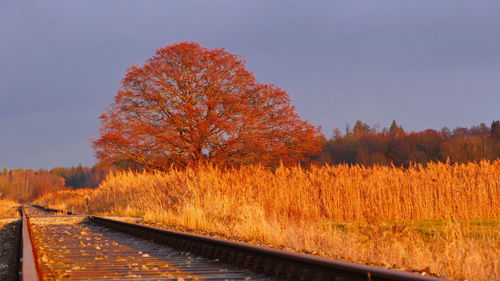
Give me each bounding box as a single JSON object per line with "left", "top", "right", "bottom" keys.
{"left": 36, "top": 161, "right": 500, "bottom": 281}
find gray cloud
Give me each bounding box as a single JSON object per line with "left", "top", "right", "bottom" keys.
{"left": 1, "top": 0, "right": 499, "bottom": 168}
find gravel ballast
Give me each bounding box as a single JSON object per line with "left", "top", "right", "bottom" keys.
{"left": 0, "top": 219, "right": 21, "bottom": 281}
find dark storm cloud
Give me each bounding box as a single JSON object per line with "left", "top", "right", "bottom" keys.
{"left": 1, "top": 0, "right": 499, "bottom": 168}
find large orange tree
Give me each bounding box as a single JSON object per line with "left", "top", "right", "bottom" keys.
{"left": 93, "top": 42, "right": 322, "bottom": 169}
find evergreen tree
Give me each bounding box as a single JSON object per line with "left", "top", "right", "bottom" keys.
{"left": 491, "top": 120, "right": 500, "bottom": 138}
{"left": 352, "top": 121, "right": 371, "bottom": 137}
{"left": 389, "top": 120, "right": 405, "bottom": 139}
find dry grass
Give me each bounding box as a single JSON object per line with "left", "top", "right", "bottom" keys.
{"left": 0, "top": 199, "right": 19, "bottom": 219}
{"left": 34, "top": 189, "right": 95, "bottom": 214}
{"left": 37, "top": 161, "right": 500, "bottom": 280}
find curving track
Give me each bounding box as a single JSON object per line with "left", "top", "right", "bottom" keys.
{"left": 20, "top": 205, "right": 448, "bottom": 281}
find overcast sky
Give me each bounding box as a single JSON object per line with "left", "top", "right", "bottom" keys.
{"left": 1, "top": 0, "right": 499, "bottom": 169}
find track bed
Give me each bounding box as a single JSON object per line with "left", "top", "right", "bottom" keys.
{"left": 24, "top": 207, "right": 271, "bottom": 280}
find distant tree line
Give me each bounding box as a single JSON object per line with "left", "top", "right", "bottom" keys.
{"left": 316, "top": 120, "right": 500, "bottom": 166}
{"left": 1, "top": 120, "right": 498, "bottom": 202}
{"left": 49, "top": 165, "right": 105, "bottom": 189}
{"left": 0, "top": 165, "right": 105, "bottom": 202}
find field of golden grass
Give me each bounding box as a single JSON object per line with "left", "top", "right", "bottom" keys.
{"left": 36, "top": 161, "right": 500, "bottom": 280}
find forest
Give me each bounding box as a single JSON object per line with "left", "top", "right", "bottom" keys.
{"left": 1, "top": 120, "right": 498, "bottom": 202}
{"left": 0, "top": 165, "right": 104, "bottom": 202}
{"left": 318, "top": 120, "right": 500, "bottom": 166}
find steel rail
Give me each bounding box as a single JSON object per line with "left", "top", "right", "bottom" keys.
{"left": 20, "top": 206, "right": 40, "bottom": 281}
{"left": 90, "top": 215, "right": 449, "bottom": 281}
{"left": 30, "top": 204, "right": 73, "bottom": 215}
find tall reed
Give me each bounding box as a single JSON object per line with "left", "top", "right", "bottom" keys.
{"left": 36, "top": 161, "right": 500, "bottom": 280}
{"left": 87, "top": 160, "right": 498, "bottom": 221}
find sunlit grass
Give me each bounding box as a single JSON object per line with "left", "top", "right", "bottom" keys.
{"left": 35, "top": 160, "right": 500, "bottom": 281}
{"left": 0, "top": 199, "right": 19, "bottom": 219}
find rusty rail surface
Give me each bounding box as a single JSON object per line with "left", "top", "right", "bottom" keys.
{"left": 21, "top": 206, "right": 40, "bottom": 281}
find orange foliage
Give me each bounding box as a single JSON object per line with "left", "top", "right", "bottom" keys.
{"left": 321, "top": 120, "right": 500, "bottom": 166}
{"left": 93, "top": 42, "right": 322, "bottom": 169}
{"left": 0, "top": 169, "right": 66, "bottom": 202}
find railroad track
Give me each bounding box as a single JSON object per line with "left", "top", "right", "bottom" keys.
{"left": 20, "top": 205, "right": 448, "bottom": 281}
